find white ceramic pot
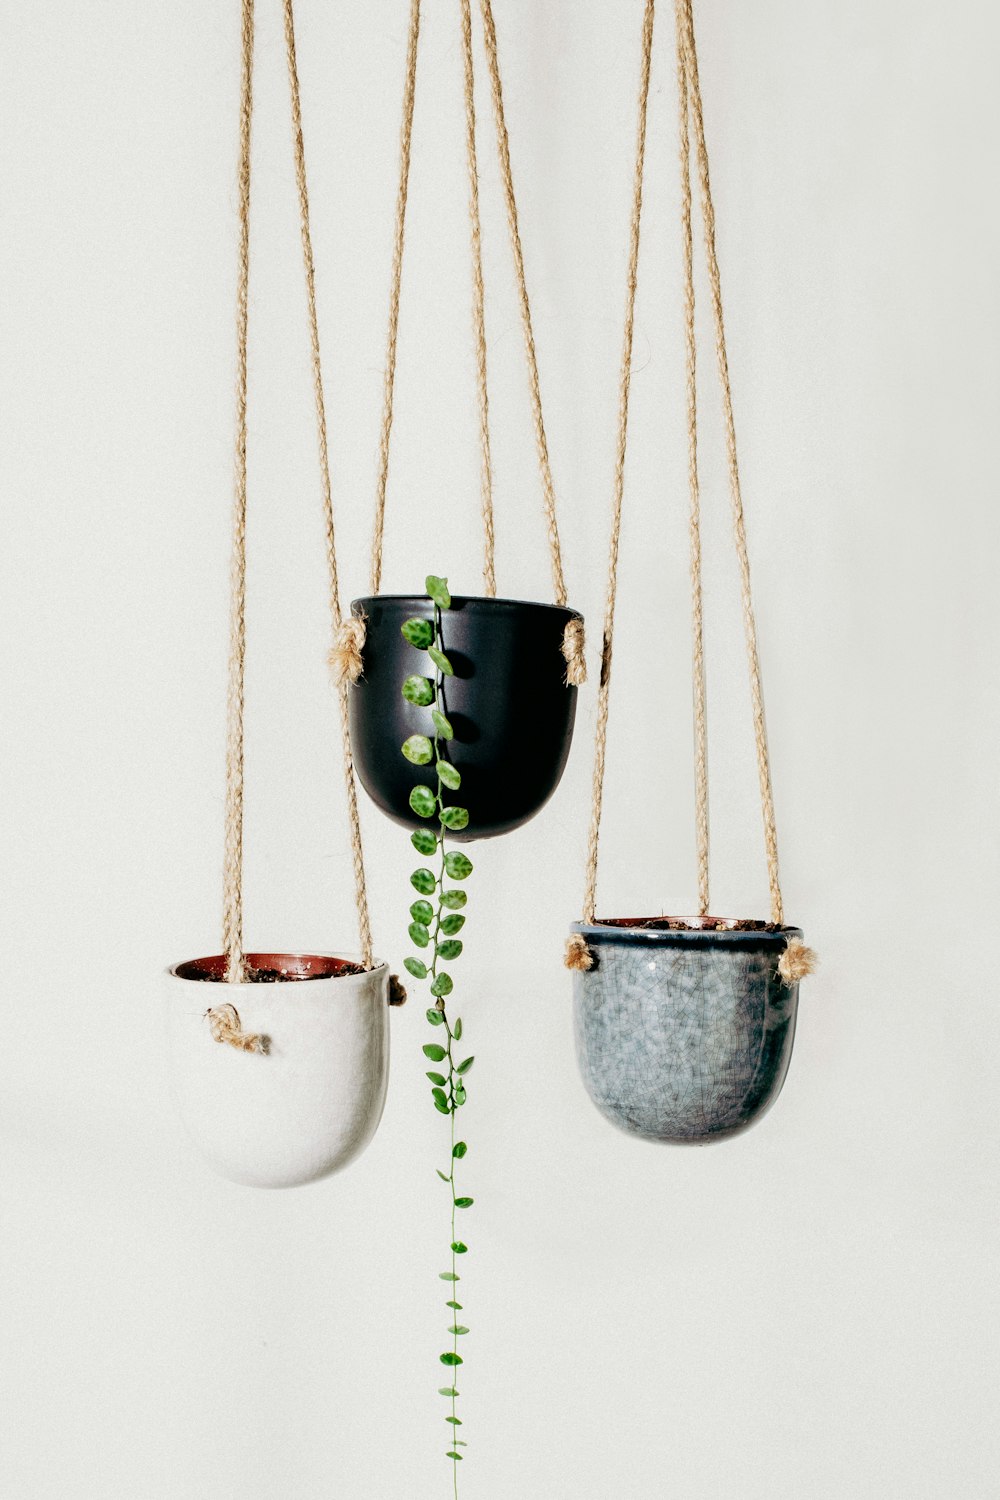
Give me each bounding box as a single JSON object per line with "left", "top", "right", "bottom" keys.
{"left": 164, "top": 952, "right": 391, "bottom": 1188}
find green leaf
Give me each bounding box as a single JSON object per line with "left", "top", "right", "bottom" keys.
{"left": 408, "top": 922, "right": 430, "bottom": 948}
{"left": 401, "top": 674, "right": 434, "bottom": 707}
{"left": 445, "top": 1416, "right": 463, "bottom": 1425}
{"left": 453, "top": 1141, "right": 467, "bottom": 1158}
{"left": 434, "top": 1098, "right": 450, "bottom": 1115}
{"left": 428, "top": 645, "right": 453, "bottom": 676}
{"left": 446, "top": 1300, "right": 462, "bottom": 1310}
{"left": 402, "top": 733, "right": 433, "bottom": 765}
{"left": 430, "top": 973, "right": 453, "bottom": 998}
{"left": 437, "top": 760, "right": 461, "bottom": 790}
{"left": 439, "top": 1386, "right": 459, "bottom": 1397}
{"left": 426, "top": 1071, "right": 446, "bottom": 1086}
{"left": 403, "top": 956, "right": 427, "bottom": 979}
{"left": 446, "top": 1451, "right": 464, "bottom": 1461}
{"left": 410, "top": 899, "right": 433, "bottom": 925}
{"left": 439, "top": 1273, "right": 460, "bottom": 1281}
{"left": 441, "top": 914, "right": 466, "bottom": 936}
{"left": 444, "top": 851, "right": 473, "bottom": 880}
{"left": 409, "top": 784, "right": 436, "bottom": 819}
{"left": 425, "top": 575, "right": 451, "bottom": 609}
{"left": 451, "top": 1242, "right": 468, "bottom": 1254}
{"left": 439, "top": 806, "right": 469, "bottom": 832}
{"left": 426, "top": 1007, "right": 445, "bottom": 1025}
{"left": 410, "top": 867, "right": 436, "bottom": 894}
{"left": 423, "top": 1043, "right": 447, "bottom": 1062}
{"left": 436, "top": 1169, "right": 450, "bottom": 1182}
{"left": 438, "top": 938, "right": 463, "bottom": 961}
{"left": 440, "top": 889, "right": 467, "bottom": 910}
{"left": 440, "top": 1352, "right": 463, "bottom": 1366}
{"left": 400, "top": 617, "right": 434, "bottom": 649}
{"left": 431, "top": 709, "right": 454, "bottom": 740}
{"left": 431, "top": 1087, "right": 448, "bottom": 1109}
{"left": 456, "top": 1055, "right": 474, "bottom": 1075}
{"left": 452, "top": 1017, "right": 463, "bottom": 1041}
{"left": 454, "top": 1084, "right": 467, "bottom": 1107}
{"left": 455, "top": 1196, "right": 474, "bottom": 1209}
{"left": 449, "top": 1325, "right": 470, "bottom": 1336}
{"left": 411, "top": 828, "right": 438, "bottom": 856}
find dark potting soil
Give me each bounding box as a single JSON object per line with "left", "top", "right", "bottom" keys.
{"left": 173, "top": 953, "right": 366, "bottom": 983}
{"left": 594, "top": 916, "right": 785, "bottom": 933}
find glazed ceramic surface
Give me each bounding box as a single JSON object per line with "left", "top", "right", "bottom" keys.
{"left": 571, "top": 920, "right": 801, "bottom": 1144}
{"left": 164, "top": 953, "right": 390, "bottom": 1188}
{"left": 348, "top": 594, "right": 582, "bottom": 840}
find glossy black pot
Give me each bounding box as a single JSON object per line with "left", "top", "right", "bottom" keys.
{"left": 570, "top": 917, "right": 801, "bottom": 1144}
{"left": 348, "top": 594, "right": 583, "bottom": 840}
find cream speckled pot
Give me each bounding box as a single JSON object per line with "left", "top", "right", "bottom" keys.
{"left": 164, "top": 953, "right": 391, "bottom": 1188}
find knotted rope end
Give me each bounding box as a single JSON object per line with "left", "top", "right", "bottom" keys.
{"left": 778, "top": 938, "right": 817, "bottom": 985}
{"left": 329, "top": 615, "right": 366, "bottom": 687}
{"left": 565, "top": 933, "right": 594, "bottom": 972}
{"left": 388, "top": 973, "right": 408, "bottom": 1006}
{"left": 206, "top": 1003, "right": 269, "bottom": 1055}
{"left": 561, "top": 617, "right": 587, "bottom": 686}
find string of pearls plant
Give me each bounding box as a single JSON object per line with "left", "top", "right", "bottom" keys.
{"left": 400, "top": 577, "right": 475, "bottom": 1491}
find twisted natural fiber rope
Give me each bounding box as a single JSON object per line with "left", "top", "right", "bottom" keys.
{"left": 478, "top": 0, "right": 569, "bottom": 610}
{"left": 778, "top": 938, "right": 816, "bottom": 984}
{"left": 460, "top": 0, "right": 496, "bottom": 596}
{"left": 676, "top": 0, "right": 783, "bottom": 925}
{"left": 222, "top": 0, "right": 255, "bottom": 985}
{"left": 282, "top": 0, "right": 373, "bottom": 968}
{"left": 576, "top": 0, "right": 655, "bottom": 933}
{"left": 207, "top": 1002, "right": 268, "bottom": 1054}
{"left": 369, "top": 0, "right": 421, "bottom": 598}
{"left": 677, "top": 29, "right": 709, "bottom": 917}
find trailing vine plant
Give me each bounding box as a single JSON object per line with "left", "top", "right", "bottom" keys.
{"left": 400, "top": 576, "right": 475, "bottom": 1489}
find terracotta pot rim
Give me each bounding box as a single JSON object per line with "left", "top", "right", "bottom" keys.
{"left": 168, "top": 953, "right": 387, "bottom": 984}
{"left": 351, "top": 593, "right": 582, "bottom": 622}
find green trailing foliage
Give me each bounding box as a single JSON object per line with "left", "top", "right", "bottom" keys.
{"left": 399, "top": 577, "right": 476, "bottom": 1491}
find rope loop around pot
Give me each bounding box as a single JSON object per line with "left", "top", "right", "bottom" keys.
{"left": 576, "top": 0, "right": 798, "bottom": 939}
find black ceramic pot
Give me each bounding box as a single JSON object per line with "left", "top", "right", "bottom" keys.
{"left": 348, "top": 594, "right": 582, "bottom": 840}
{"left": 570, "top": 917, "right": 801, "bottom": 1144}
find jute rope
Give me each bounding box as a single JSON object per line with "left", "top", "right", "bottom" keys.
{"left": 576, "top": 0, "right": 655, "bottom": 932}
{"left": 221, "top": 0, "right": 255, "bottom": 984}
{"left": 460, "top": 0, "right": 496, "bottom": 597}
{"left": 368, "top": 0, "right": 421, "bottom": 599}
{"left": 569, "top": 0, "right": 811, "bottom": 971}
{"left": 478, "top": 0, "right": 569, "bottom": 611}
{"left": 207, "top": 1002, "right": 268, "bottom": 1054}
{"left": 676, "top": 0, "right": 783, "bottom": 925}
{"left": 221, "top": 0, "right": 375, "bottom": 984}
{"left": 282, "top": 0, "right": 373, "bottom": 969}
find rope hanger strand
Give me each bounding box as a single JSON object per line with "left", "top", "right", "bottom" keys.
{"left": 571, "top": 0, "right": 789, "bottom": 946}
{"left": 222, "top": 0, "right": 375, "bottom": 980}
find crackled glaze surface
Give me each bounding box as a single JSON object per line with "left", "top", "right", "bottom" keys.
{"left": 571, "top": 923, "right": 800, "bottom": 1144}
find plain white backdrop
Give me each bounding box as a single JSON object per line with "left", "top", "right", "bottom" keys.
{"left": 1, "top": 2, "right": 997, "bottom": 1496}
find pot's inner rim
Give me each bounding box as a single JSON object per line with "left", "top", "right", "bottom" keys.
{"left": 591, "top": 916, "right": 792, "bottom": 934}
{"left": 351, "top": 593, "right": 581, "bottom": 620}
{"left": 172, "top": 953, "right": 368, "bottom": 983}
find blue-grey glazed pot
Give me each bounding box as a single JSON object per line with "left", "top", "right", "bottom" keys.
{"left": 571, "top": 917, "right": 801, "bottom": 1144}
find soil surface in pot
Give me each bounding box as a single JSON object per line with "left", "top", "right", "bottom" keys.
{"left": 594, "top": 916, "right": 786, "bottom": 933}
{"left": 172, "top": 953, "right": 367, "bottom": 983}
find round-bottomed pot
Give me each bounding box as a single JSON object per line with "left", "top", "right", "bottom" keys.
{"left": 348, "top": 594, "right": 583, "bottom": 840}
{"left": 164, "top": 952, "right": 390, "bottom": 1188}
{"left": 570, "top": 918, "right": 801, "bottom": 1144}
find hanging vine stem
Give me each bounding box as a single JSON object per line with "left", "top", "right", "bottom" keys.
{"left": 398, "top": 578, "right": 474, "bottom": 1488}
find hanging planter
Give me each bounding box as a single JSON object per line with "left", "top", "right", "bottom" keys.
{"left": 569, "top": 919, "right": 809, "bottom": 1144}
{"left": 164, "top": 953, "right": 392, "bottom": 1188}
{"left": 348, "top": 592, "right": 581, "bottom": 839}
{"left": 333, "top": 0, "right": 585, "bottom": 853}
{"left": 166, "top": 0, "right": 404, "bottom": 1188}
{"left": 564, "top": 0, "right": 816, "bottom": 1146}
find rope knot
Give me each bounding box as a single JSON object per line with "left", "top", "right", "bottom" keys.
{"left": 388, "top": 973, "right": 408, "bottom": 1006}
{"left": 205, "top": 1003, "right": 268, "bottom": 1055}
{"left": 778, "top": 938, "right": 817, "bottom": 985}
{"left": 329, "top": 615, "right": 366, "bottom": 687}
{"left": 564, "top": 933, "right": 594, "bottom": 972}
{"left": 561, "top": 617, "right": 587, "bottom": 686}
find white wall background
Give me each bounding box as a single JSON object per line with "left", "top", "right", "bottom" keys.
{"left": 1, "top": 2, "right": 997, "bottom": 1496}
